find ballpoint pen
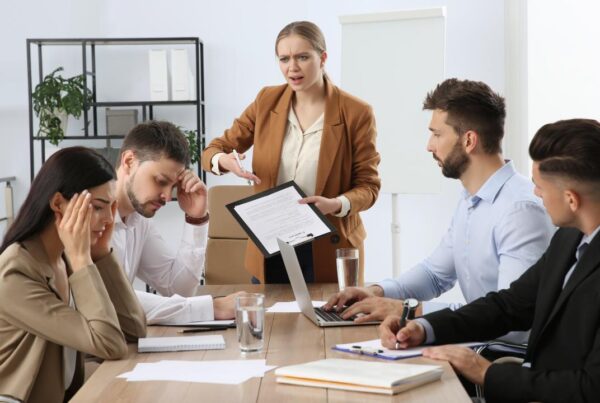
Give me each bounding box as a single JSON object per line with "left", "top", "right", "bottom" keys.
{"left": 396, "top": 298, "right": 419, "bottom": 349}
{"left": 232, "top": 149, "right": 252, "bottom": 185}
{"left": 350, "top": 345, "right": 385, "bottom": 357}
{"left": 178, "top": 326, "right": 230, "bottom": 334}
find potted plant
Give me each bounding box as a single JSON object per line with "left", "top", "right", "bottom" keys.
{"left": 179, "top": 127, "right": 200, "bottom": 165}
{"left": 31, "top": 67, "right": 93, "bottom": 145}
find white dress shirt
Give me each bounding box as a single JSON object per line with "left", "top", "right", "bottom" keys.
{"left": 111, "top": 211, "right": 214, "bottom": 324}
{"left": 211, "top": 107, "right": 351, "bottom": 217}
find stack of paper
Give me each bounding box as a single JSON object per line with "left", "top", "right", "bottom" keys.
{"left": 118, "top": 360, "right": 275, "bottom": 384}
{"left": 275, "top": 358, "right": 443, "bottom": 395}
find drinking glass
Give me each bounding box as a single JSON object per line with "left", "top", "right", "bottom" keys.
{"left": 235, "top": 293, "right": 265, "bottom": 352}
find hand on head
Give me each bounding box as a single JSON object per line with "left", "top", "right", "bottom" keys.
{"left": 218, "top": 152, "right": 261, "bottom": 184}
{"left": 55, "top": 191, "right": 93, "bottom": 272}
{"left": 176, "top": 169, "right": 208, "bottom": 218}
{"left": 379, "top": 315, "right": 425, "bottom": 350}
{"left": 90, "top": 201, "right": 117, "bottom": 261}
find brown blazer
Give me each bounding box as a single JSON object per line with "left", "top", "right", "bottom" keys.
{"left": 0, "top": 236, "right": 146, "bottom": 403}
{"left": 202, "top": 78, "right": 381, "bottom": 282}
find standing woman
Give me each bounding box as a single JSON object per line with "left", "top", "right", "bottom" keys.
{"left": 0, "top": 147, "right": 146, "bottom": 403}
{"left": 202, "top": 21, "right": 381, "bottom": 284}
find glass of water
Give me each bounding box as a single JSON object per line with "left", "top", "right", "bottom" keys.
{"left": 336, "top": 248, "right": 359, "bottom": 290}
{"left": 235, "top": 293, "right": 265, "bottom": 353}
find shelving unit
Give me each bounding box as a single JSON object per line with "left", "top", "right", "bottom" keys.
{"left": 26, "top": 37, "right": 206, "bottom": 181}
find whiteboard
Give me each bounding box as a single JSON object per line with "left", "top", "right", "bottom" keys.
{"left": 340, "top": 8, "right": 446, "bottom": 194}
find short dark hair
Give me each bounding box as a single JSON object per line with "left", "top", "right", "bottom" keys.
{"left": 119, "top": 121, "right": 190, "bottom": 166}
{"left": 1, "top": 147, "right": 115, "bottom": 254}
{"left": 423, "top": 78, "right": 506, "bottom": 154}
{"left": 529, "top": 119, "right": 600, "bottom": 185}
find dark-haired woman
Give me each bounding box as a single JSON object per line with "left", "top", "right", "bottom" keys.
{"left": 202, "top": 21, "right": 381, "bottom": 284}
{"left": 0, "top": 147, "right": 146, "bottom": 403}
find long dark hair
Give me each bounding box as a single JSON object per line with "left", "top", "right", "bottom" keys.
{"left": 1, "top": 146, "right": 116, "bottom": 254}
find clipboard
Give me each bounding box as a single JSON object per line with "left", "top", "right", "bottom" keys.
{"left": 333, "top": 339, "right": 487, "bottom": 360}
{"left": 226, "top": 181, "right": 337, "bottom": 258}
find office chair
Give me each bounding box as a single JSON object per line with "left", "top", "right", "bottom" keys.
{"left": 474, "top": 341, "right": 527, "bottom": 398}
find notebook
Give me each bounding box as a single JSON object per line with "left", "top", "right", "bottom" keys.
{"left": 275, "top": 358, "right": 443, "bottom": 395}
{"left": 138, "top": 335, "right": 226, "bottom": 353}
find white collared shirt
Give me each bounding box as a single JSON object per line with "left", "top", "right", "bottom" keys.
{"left": 211, "top": 107, "right": 350, "bottom": 216}
{"left": 111, "top": 211, "right": 214, "bottom": 324}
{"left": 276, "top": 108, "right": 324, "bottom": 196}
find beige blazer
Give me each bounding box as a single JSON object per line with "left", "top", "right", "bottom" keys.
{"left": 202, "top": 78, "right": 381, "bottom": 282}
{"left": 0, "top": 236, "right": 146, "bottom": 403}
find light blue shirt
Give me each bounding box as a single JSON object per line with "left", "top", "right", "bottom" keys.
{"left": 379, "top": 161, "right": 554, "bottom": 316}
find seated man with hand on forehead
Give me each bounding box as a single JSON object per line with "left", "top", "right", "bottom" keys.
{"left": 112, "top": 121, "right": 243, "bottom": 325}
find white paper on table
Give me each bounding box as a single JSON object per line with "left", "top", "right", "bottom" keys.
{"left": 333, "top": 339, "right": 486, "bottom": 360}
{"left": 267, "top": 301, "right": 326, "bottom": 313}
{"left": 118, "top": 360, "right": 276, "bottom": 384}
{"left": 232, "top": 184, "right": 332, "bottom": 255}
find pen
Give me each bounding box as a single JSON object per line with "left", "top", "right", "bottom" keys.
{"left": 178, "top": 326, "right": 230, "bottom": 334}
{"left": 399, "top": 301, "right": 411, "bottom": 329}
{"left": 350, "top": 345, "right": 385, "bottom": 356}
{"left": 232, "top": 149, "right": 252, "bottom": 185}
{"left": 396, "top": 298, "right": 419, "bottom": 349}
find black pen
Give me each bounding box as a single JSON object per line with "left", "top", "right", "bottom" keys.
{"left": 399, "top": 301, "right": 411, "bottom": 329}
{"left": 398, "top": 298, "right": 419, "bottom": 328}
{"left": 178, "top": 326, "right": 229, "bottom": 334}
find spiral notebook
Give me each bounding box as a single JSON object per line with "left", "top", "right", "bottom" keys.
{"left": 138, "top": 335, "right": 226, "bottom": 353}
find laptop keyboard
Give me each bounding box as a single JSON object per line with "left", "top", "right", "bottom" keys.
{"left": 314, "top": 307, "right": 354, "bottom": 322}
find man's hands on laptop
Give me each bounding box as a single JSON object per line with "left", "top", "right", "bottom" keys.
{"left": 323, "top": 286, "right": 411, "bottom": 323}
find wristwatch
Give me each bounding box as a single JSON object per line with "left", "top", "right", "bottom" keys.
{"left": 404, "top": 298, "right": 419, "bottom": 319}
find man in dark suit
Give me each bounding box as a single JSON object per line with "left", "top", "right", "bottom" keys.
{"left": 379, "top": 118, "right": 600, "bottom": 403}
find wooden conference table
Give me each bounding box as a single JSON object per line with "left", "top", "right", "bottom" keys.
{"left": 72, "top": 284, "right": 471, "bottom": 403}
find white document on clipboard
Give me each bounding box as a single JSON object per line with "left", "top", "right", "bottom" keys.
{"left": 226, "top": 181, "right": 336, "bottom": 257}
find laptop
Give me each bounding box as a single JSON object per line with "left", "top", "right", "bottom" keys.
{"left": 277, "top": 238, "right": 379, "bottom": 327}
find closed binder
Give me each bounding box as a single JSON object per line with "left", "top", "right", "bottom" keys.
{"left": 148, "top": 49, "right": 169, "bottom": 101}
{"left": 275, "top": 358, "right": 443, "bottom": 395}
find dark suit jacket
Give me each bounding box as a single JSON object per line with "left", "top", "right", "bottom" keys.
{"left": 202, "top": 77, "right": 381, "bottom": 282}
{"left": 424, "top": 227, "right": 600, "bottom": 403}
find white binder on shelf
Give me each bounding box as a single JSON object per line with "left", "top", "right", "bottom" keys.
{"left": 170, "top": 49, "right": 194, "bottom": 101}
{"left": 148, "top": 49, "right": 169, "bottom": 101}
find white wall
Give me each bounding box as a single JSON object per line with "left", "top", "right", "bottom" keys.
{"left": 527, "top": 0, "right": 600, "bottom": 136}
{"left": 0, "top": 0, "right": 507, "bottom": 304}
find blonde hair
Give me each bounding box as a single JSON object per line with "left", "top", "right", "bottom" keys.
{"left": 275, "top": 21, "right": 327, "bottom": 56}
